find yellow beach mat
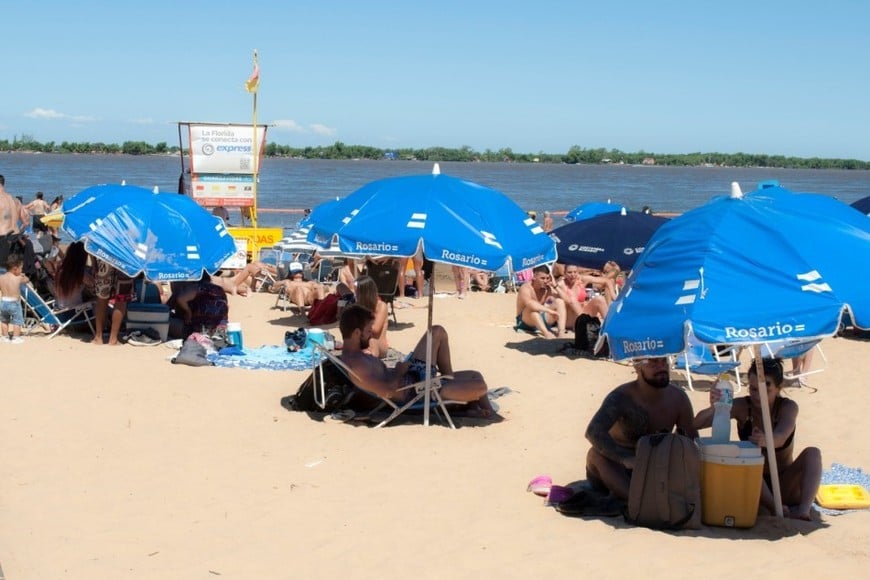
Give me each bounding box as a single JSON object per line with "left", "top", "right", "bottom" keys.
{"left": 815, "top": 484, "right": 870, "bottom": 510}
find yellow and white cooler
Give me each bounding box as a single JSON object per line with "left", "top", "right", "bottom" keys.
{"left": 699, "top": 439, "right": 765, "bottom": 528}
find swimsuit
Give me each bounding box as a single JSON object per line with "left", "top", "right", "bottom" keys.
{"left": 404, "top": 355, "right": 439, "bottom": 385}
{"left": 736, "top": 395, "right": 795, "bottom": 482}
{"left": 0, "top": 297, "right": 25, "bottom": 326}
{"left": 515, "top": 313, "right": 552, "bottom": 333}
{"left": 736, "top": 396, "right": 795, "bottom": 453}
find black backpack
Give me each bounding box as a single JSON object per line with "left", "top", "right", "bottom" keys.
{"left": 574, "top": 314, "right": 609, "bottom": 357}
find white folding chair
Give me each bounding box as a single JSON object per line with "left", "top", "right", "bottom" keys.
{"left": 310, "top": 344, "right": 462, "bottom": 429}
{"left": 671, "top": 334, "right": 742, "bottom": 392}
{"left": 756, "top": 338, "right": 827, "bottom": 385}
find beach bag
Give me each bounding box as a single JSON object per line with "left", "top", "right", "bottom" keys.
{"left": 282, "top": 359, "right": 379, "bottom": 413}
{"left": 171, "top": 337, "right": 214, "bottom": 367}
{"left": 625, "top": 433, "right": 702, "bottom": 530}
{"left": 307, "top": 293, "right": 339, "bottom": 326}
{"left": 574, "top": 314, "right": 609, "bottom": 357}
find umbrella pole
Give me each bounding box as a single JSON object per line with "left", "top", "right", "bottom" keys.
{"left": 752, "top": 346, "right": 784, "bottom": 518}
{"left": 423, "top": 273, "right": 434, "bottom": 426}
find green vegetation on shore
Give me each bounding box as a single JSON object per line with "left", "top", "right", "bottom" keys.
{"left": 2, "top": 136, "right": 867, "bottom": 170}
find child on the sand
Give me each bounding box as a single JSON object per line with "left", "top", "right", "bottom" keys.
{"left": 0, "top": 255, "right": 30, "bottom": 343}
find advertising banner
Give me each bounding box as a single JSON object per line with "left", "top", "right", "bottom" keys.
{"left": 188, "top": 124, "right": 267, "bottom": 175}
{"left": 191, "top": 174, "right": 255, "bottom": 206}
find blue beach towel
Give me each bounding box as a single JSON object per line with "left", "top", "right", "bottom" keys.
{"left": 813, "top": 463, "right": 870, "bottom": 516}
{"left": 208, "top": 345, "right": 317, "bottom": 371}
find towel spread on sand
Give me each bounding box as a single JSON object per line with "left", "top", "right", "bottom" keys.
{"left": 208, "top": 345, "right": 317, "bottom": 371}
{"left": 813, "top": 463, "right": 870, "bottom": 516}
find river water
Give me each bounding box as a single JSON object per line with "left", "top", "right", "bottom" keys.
{"left": 2, "top": 153, "right": 867, "bottom": 230}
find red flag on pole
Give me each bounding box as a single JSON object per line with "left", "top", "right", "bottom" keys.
{"left": 245, "top": 52, "right": 259, "bottom": 93}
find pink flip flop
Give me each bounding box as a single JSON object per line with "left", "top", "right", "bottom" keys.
{"left": 527, "top": 475, "right": 553, "bottom": 497}
{"left": 545, "top": 485, "right": 576, "bottom": 506}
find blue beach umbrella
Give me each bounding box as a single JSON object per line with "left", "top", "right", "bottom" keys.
{"left": 602, "top": 182, "right": 869, "bottom": 362}
{"left": 600, "top": 181, "right": 870, "bottom": 515}
{"left": 564, "top": 200, "right": 622, "bottom": 223}
{"left": 851, "top": 195, "right": 870, "bottom": 216}
{"left": 309, "top": 163, "right": 557, "bottom": 426}
{"left": 550, "top": 208, "right": 669, "bottom": 271}
{"left": 298, "top": 197, "right": 341, "bottom": 228}
{"left": 308, "top": 164, "right": 556, "bottom": 273}
{"left": 62, "top": 183, "right": 236, "bottom": 282}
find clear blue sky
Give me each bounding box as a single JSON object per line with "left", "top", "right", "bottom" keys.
{"left": 4, "top": 1, "right": 869, "bottom": 160}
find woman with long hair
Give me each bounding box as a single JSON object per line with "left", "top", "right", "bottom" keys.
{"left": 354, "top": 275, "right": 389, "bottom": 358}
{"left": 54, "top": 241, "right": 92, "bottom": 308}
{"left": 694, "top": 357, "right": 822, "bottom": 520}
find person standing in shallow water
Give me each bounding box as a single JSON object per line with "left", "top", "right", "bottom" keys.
{"left": 543, "top": 211, "right": 554, "bottom": 232}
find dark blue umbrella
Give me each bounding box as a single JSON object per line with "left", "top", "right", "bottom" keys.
{"left": 550, "top": 208, "right": 669, "bottom": 270}
{"left": 564, "top": 200, "right": 622, "bottom": 223}
{"left": 62, "top": 183, "right": 236, "bottom": 282}
{"left": 851, "top": 195, "right": 870, "bottom": 216}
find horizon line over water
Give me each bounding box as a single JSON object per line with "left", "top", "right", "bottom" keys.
{"left": 2, "top": 153, "right": 867, "bottom": 231}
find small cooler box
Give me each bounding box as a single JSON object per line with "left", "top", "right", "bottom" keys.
{"left": 125, "top": 302, "right": 170, "bottom": 342}
{"left": 699, "top": 439, "right": 765, "bottom": 528}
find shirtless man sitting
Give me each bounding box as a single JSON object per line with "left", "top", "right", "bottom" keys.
{"left": 515, "top": 264, "right": 567, "bottom": 338}
{"left": 585, "top": 357, "right": 697, "bottom": 500}
{"left": 339, "top": 304, "right": 496, "bottom": 417}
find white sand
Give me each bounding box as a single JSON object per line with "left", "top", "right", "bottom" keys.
{"left": 1, "top": 288, "right": 868, "bottom": 579}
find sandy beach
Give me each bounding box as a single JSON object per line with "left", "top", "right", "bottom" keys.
{"left": 2, "top": 279, "right": 869, "bottom": 579}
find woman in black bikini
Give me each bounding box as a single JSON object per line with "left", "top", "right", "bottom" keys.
{"left": 695, "top": 357, "right": 822, "bottom": 520}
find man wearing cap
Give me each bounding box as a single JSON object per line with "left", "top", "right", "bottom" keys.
{"left": 268, "top": 260, "right": 327, "bottom": 310}
{"left": 584, "top": 357, "right": 697, "bottom": 500}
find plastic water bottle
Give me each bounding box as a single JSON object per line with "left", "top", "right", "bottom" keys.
{"left": 710, "top": 375, "right": 734, "bottom": 444}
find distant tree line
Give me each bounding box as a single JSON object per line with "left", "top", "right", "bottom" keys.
{"left": 2, "top": 135, "right": 867, "bottom": 170}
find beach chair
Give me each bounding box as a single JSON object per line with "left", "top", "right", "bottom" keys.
{"left": 489, "top": 262, "right": 517, "bottom": 293}
{"left": 313, "top": 257, "right": 342, "bottom": 284}
{"left": 310, "top": 344, "right": 462, "bottom": 429}
{"left": 671, "top": 334, "right": 742, "bottom": 392}
{"left": 256, "top": 248, "right": 295, "bottom": 292}
{"left": 132, "top": 278, "right": 163, "bottom": 304}
{"left": 19, "top": 284, "right": 95, "bottom": 339}
{"left": 364, "top": 260, "right": 400, "bottom": 326}
{"left": 756, "top": 338, "right": 827, "bottom": 385}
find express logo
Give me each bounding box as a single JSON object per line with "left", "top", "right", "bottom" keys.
{"left": 202, "top": 143, "right": 215, "bottom": 156}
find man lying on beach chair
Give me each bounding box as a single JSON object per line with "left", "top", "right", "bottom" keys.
{"left": 334, "top": 304, "right": 497, "bottom": 427}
